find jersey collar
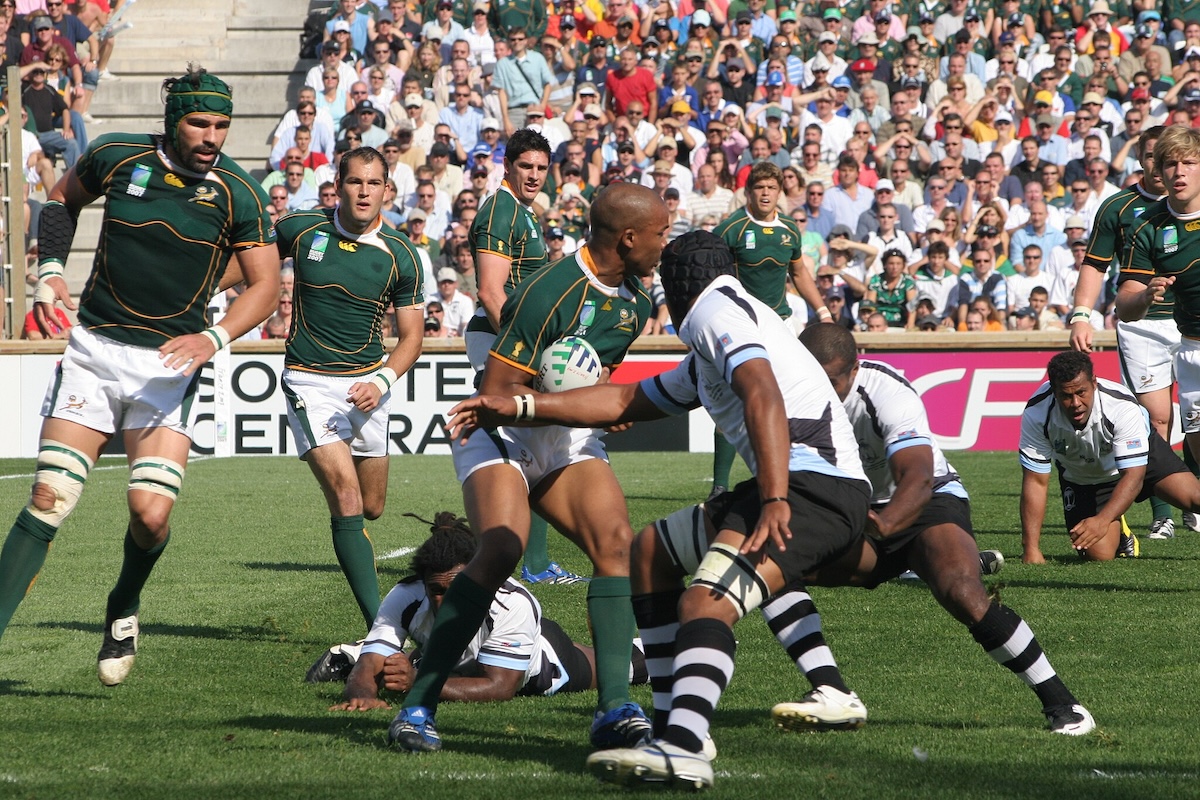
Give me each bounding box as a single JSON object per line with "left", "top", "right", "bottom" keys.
{"left": 575, "top": 245, "right": 635, "bottom": 300}
{"left": 499, "top": 179, "right": 535, "bottom": 212}
{"left": 331, "top": 205, "right": 383, "bottom": 240}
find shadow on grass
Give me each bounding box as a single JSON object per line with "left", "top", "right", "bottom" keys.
{"left": 33, "top": 619, "right": 332, "bottom": 644}
{"left": 243, "top": 561, "right": 341, "bottom": 573}
{"left": 0, "top": 679, "right": 105, "bottom": 700}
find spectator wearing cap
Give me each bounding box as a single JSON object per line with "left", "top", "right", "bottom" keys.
{"left": 423, "top": 0, "right": 467, "bottom": 60}
{"left": 606, "top": 45, "right": 657, "bottom": 119}
{"left": 746, "top": 70, "right": 794, "bottom": 127}
{"left": 1029, "top": 110, "right": 1070, "bottom": 166}
{"left": 938, "top": 28, "right": 987, "bottom": 85}
{"left": 639, "top": 136, "right": 693, "bottom": 193}
{"left": 858, "top": 179, "right": 916, "bottom": 241}
{"left": 807, "top": 32, "right": 848, "bottom": 82}
{"left": 847, "top": 53, "right": 891, "bottom": 111}
{"left": 433, "top": 267, "right": 475, "bottom": 336}
{"left": 575, "top": 35, "right": 612, "bottom": 90}
{"left": 848, "top": 33, "right": 890, "bottom": 88}
{"left": 811, "top": 87, "right": 854, "bottom": 160}
{"left": 487, "top": 0, "right": 546, "bottom": 42}
{"left": 1119, "top": 22, "right": 1169, "bottom": 83}
{"left": 493, "top": 27, "right": 555, "bottom": 132}
{"left": 324, "top": 0, "right": 375, "bottom": 55}
{"left": 692, "top": 119, "right": 746, "bottom": 179}
{"left": 427, "top": 141, "right": 464, "bottom": 198}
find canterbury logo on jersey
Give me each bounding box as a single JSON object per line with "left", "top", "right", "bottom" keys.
{"left": 165, "top": 173, "right": 185, "bottom": 188}
{"left": 339, "top": 241, "right": 357, "bottom": 252}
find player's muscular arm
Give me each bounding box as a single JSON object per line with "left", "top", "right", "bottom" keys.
{"left": 34, "top": 170, "right": 99, "bottom": 334}
{"left": 1116, "top": 275, "right": 1174, "bottom": 323}
{"left": 731, "top": 358, "right": 792, "bottom": 555}
{"left": 870, "top": 445, "right": 935, "bottom": 539}
{"left": 348, "top": 305, "right": 425, "bottom": 412}
{"left": 330, "top": 652, "right": 391, "bottom": 711}
{"left": 1019, "top": 467, "right": 1050, "bottom": 564}
{"left": 476, "top": 253, "right": 512, "bottom": 329}
{"left": 440, "top": 664, "right": 525, "bottom": 702}
{"left": 790, "top": 258, "right": 832, "bottom": 322}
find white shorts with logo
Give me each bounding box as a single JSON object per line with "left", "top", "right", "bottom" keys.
{"left": 1175, "top": 338, "right": 1200, "bottom": 434}
{"left": 41, "top": 325, "right": 199, "bottom": 436}
{"left": 282, "top": 368, "right": 391, "bottom": 459}
{"left": 452, "top": 421, "right": 609, "bottom": 489}
{"left": 1117, "top": 318, "right": 1180, "bottom": 395}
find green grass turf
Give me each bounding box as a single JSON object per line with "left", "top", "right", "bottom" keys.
{"left": 1, "top": 452, "right": 1199, "bottom": 799}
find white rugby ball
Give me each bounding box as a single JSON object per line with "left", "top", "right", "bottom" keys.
{"left": 534, "top": 336, "right": 603, "bottom": 393}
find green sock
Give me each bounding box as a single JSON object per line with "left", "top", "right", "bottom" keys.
{"left": 0, "top": 510, "right": 58, "bottom": 641}
{"left": 1150, "top": 495, "right": 1173, "bottom": 522}
{"left": 588, "top": 576, "right": 636, "bottom": 712}
{"left": 331, "top": 515, "right": 380, "bottom": 630}
{"left": 404, "top": 572, "right": 494, "bottom": 711}
{"left": 106, "top": 527, "right": 169, "bottom": 621}
{"left": 712, "top": 432, "right": 736, "bottom": 489}
{"left": 523, "top": 513, "right": 551, "bottom": 574}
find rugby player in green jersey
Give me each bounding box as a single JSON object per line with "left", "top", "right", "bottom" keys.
{"left": 467, "top": 128, "right": 584, "bottom": 585}
{"left": 1118, "top": 125, "right": 1200, "bottom": 487}
{"left": 0, "top": 66, "right": 280, "bottom": 685}
{"left": 707, "top": 161, "right": 833, "bottom": 501}
{"left": 1071, "top": 126, "right": 1194, "bottom": 540}
{"left": 387, "top": 183, "right": 667, "bottom": 755}
{"left": 274, "top": 147, "right": 425, "bottom": 633}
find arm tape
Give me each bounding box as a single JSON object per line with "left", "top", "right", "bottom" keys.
{"left": 37, "top": 201, "right": 79, "bottom": 271}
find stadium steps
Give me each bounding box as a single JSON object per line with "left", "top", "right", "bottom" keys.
{"left": 47, "top": 0, "right": 313, "bottom": 297}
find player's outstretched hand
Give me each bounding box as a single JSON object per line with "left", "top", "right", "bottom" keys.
{"left": 446, "top": 395, "right": 518, "bottom": 443}
{"left": 347, "top": 381, "right": 383, "bottom": 413}
{"left": 1069, "top": 516, "right": 1108, "bottom": 553}
{"left": 33, "top": 275, "right": 76, "bottom": 338}
{"left": 329, "top": 697, "right": 391, "bottom": 712}
{"left": 381, "top": 651, "right": 415, "bottom": 693}
{"left": 1147, "top": 275, "right": 1175, "bottom": 304}
{"left": 159, "top": 332, "right": 217, "bottom": 376}
{"left": 741, "top": 499, "right": 791, "bottom": 555}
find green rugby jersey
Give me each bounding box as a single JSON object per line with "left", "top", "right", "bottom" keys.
{"left": 276, "top": 209, "right": 424, "bottom": 375}
{"left": 73, "top": 133, "right": 274, "bottom": 347}
{"left": 712, "top": 207, "right": 802, "bottom": 319}
{"left": 466, "top": 181, "right": 548, "bottom": 337}
{"left": 1122, "top": 199, "right": 1200, "bottom": 336}
{"left": 490, "top": 246, "right": 652, "bottom": 376}
{"left": 1086, "top": 183, "right": 1172, "bottom": 321}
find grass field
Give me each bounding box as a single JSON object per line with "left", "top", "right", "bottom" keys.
{"left": 1, "top": 451, "right": 1199, "bottom": 799}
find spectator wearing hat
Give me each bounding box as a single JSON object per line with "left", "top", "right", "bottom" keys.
{"left": 1075, "top": 0, "right": 1128, "bottom": 57}
{"left": 811, "top": 90, "right": 854, "bottom": 162}
{"left": 847, "top": 53, "right": 891, "bottom": 110}
{"left": 858, "top": 179, "right": 916, "bottom": 241}
{"left": 1119, "top": 22, "right": 1170, "bottom": 83}
{"left": 639, "top": 137, "right": 692, "bottom": 193}
{"left": 427, "top": 141, "right": 463, "bottom": 198}
{"left": 754, "top": 33, "right": 806, "bottom": 89}
{"left": 575, "top": 35, "right": 612, "bottom": 90}
{"left": 807, "top": 32, "right": 848, "bottom": 82}
{"left": 486, "top": 0, "right": 546, "bottom": 42}
{"left": 433, "top": 267, "right": 475, "bottom": 336}
{"left": 324, "top": 0, "right": 375, "bottom": 55}
{"left": 605, "top": 44, "right": 657, "bottom": 120}
{"left": 938, "top": 28, "right": 987, "bottom": 84}
{"left": 848, "top": 32, "right": 890, "bottom": 87}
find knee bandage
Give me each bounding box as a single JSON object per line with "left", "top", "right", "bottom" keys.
{"left": 128, "top": 458, "right": 185, "bottom": 500}
{"left": 28, "top": 440, "right": 94, "bottom": 527}
{"left": 655, "top": 504, "right": 710, "bottom": 574}
{"left": 692, "top": 542, "right": 769, "bottom": 620}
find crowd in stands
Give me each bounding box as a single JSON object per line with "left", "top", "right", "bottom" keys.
{"left": 147, "top": 0, "right": 1200, "bottom": 337}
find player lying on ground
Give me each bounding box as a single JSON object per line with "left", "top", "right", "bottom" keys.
{"left": 449, "top": 230, "right": 872, "bottom": 791}
{"left": 322, "top": 512, "right": 647, "bottom": 709}
{"left": 1020, "top": 351, "right": 1200, "bottom": 562}
{"left": 754, "top": 324, "right": 1092, "bottom": 736}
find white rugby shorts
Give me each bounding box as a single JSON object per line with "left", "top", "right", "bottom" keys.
{"left": 1117, "top": 318, "right": 1180, "bottom": 395}
{"left": 41, "top": 325, "right": 199, "bottom": 436}
{"left": 452, "top": 420, "right": 608, "bottom": 489}
{"left": 282, "top": 368, "right": 391, "bottom": 459}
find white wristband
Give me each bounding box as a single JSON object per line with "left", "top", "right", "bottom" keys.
{"left": 200, "top": 325, "right": 232, "bottom": 352}
{"left": 1069, "top": 305, "right": 1092, "bottom": 323}
{"left": 370, "top": 367, "right": 399, "bottom": 396}
{"left": 817, "top": 307, "right": 833, "bottom": 320}
{"left": 514, "top": 393, "right": 536, "bottom": 422}
{"left": 33, "top": 278, "right": 57, "bottom": 305}
{"left": 37, "top": 260, "right": 65, "bottom": 280}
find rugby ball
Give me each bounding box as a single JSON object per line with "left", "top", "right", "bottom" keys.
{"left": 534, "top": 337, "right": 603, "bottom": 393}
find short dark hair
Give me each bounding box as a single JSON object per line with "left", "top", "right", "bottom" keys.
{"left": 504, "top": 127, "right": 552, "bottom": 166}
{"left": 1047, "top": 351, "right": 1094, "bottom": 389}
{"left": 799, "top": 322, "right": 857, "bottom": 368}
{"left": 337, "top": 146, "right": 386, "bottom": 181}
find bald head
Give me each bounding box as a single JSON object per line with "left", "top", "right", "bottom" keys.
{"left": 590, "top": 182, "right": 668, "bottom": 245}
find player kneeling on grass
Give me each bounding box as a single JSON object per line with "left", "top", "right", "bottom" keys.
{"left": 325, "top": 512, "right": 647, "bottom": 710}
{"left": 1020, "top": 351, "right": 1200, "bottom": 563}
{"left": 449, "top": 230, "right": 872, "bottom": 791}
{"left": 758, "top": 324, "right": 1092, "bottom": 736}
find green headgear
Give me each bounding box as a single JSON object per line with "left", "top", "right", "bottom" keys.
{"left": 162, "top": 66, "right": 233, "bottom": 149}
